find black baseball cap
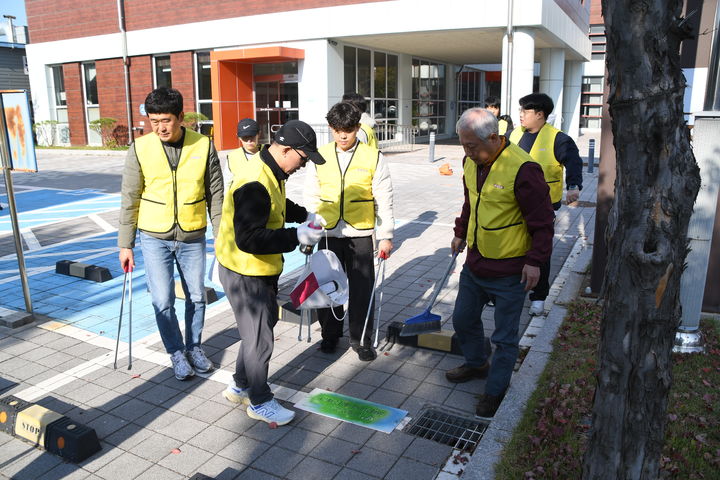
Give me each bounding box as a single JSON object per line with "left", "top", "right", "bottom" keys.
{"left": 274, "top": 120, "right": 325, "bottom": 164}
{"left": 237, "top": 118, "right": 259, "bottom": 137}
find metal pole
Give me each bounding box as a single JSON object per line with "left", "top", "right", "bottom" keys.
{"left": 504, "top": 0, "right": 514, "bottom": 117}
{"left": 427, "top": 131, "right": 436, "bottom": 163}
{"left": 587, "top": 138, "right": 595, "bottom": 173}
{"left": 0, "top": 97, "right": 33, "bottom": 314}
{"left": 117, "top": 0, "right": 134, "bottom": 145}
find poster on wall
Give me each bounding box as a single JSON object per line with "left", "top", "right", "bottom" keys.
{"left": 1, "top": 90, "right": 38, "bottom": 172}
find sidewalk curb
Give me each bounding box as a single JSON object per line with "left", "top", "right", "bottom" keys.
{"left": 460, "top": 234, "right": 593, "bottom": 480}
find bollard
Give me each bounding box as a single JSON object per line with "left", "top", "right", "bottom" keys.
{"left": 588, "top": 139, "right": 596, "bottom": 173}
{"left": 428, "top": 132, "right": 436, "bottom": 163}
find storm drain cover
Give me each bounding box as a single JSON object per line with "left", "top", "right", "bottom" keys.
{"left": 404, "top": 406, "right": 488, "bottom": 452}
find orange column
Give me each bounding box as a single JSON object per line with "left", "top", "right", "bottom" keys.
{"left": 211, "top": 57, "right": 254, "bottom": 151}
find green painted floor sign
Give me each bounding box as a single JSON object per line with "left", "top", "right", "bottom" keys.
{"left": 294, "top": 388, "right": 408, "bottom": 433}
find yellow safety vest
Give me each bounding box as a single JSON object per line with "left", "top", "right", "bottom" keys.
{"left": 465, "top": 143, "right": 537, "bottom": 259}
{"left": 360, "top": 123, "right": 379, "bottom": 149}
{"left": 316, "top": 142, "right": 379, "bottom": 231}
{"left": 509, "top": 123, "right": 563, "bottom": 203}
{"left": 227, "top": 144, "right": 266, "bottom": 178}
{"left": 135, "top": 129, "right": 210, "bottom": 234}
{"left": 498, "top": 119, "right": 508, "bottom": 136}
{"left": 216, "top": 154, "right": 286, "bottom": 276}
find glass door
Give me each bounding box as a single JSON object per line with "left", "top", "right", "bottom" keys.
{"left": 254, "top": 73, "right": 299, "bottom": 144}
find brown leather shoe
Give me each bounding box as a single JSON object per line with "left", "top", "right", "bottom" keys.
{"left": 445, "top": 362, "right": 490, "bottom": 383}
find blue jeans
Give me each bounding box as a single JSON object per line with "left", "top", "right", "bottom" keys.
{"left": 452, "top": 264, "right": 527, "bottom": 396}
{"left": 140, "top": 232, "right": 207, "bottom": 354}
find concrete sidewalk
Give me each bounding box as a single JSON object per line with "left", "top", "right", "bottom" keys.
{"left": 0, "top": 143, "right": 597, "bottom": 480}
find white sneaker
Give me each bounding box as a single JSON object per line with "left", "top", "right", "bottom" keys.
{"left": 187, "top": 346, "right": 214, "bottom": 373}
{"left": 529, "top": 300, "right": 545, "bottom": 316}
{"left": 222, "top": 381, "right": 250, "bottom": 405}
{"left": 246, "top": 398, "right": 295, "bottom": 426}
{"left": 170, "top": 350, "right": 195, "bottom": 381}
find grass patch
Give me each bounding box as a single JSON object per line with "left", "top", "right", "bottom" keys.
{"left": 495, "top": 300, "right": 720, "bottom": 479}
{"left": 37, "top": 145, "right": 129, "bottom": 151}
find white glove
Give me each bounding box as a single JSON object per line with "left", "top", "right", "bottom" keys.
{"left": 297, "top": 221, "right": 324, "bottom": 246}
{"left": 306, "top": 212, "right": 327, "bottom": 227}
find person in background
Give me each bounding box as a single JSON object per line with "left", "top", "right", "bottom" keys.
{"left": 448, "top": 107, "right": 554, "bottom": 417}
{"left": 509, "top": 93, "right": 583, "bottom": 316}
{"left": 118, "top": 87, "right": 224, "bottom": 381}
{"left": 342, "top": 92, "right": 379, "bottom": 149}
{"left": 484, "top": 96, "right": 514, "bottom": 136}
{"left": 216, "top": 120, "right": 326, "bottom": 426}
{"left": 304, "top": 102, "right": 394, "bottom": 361}
{"left": 223, "top": 118, "right": 269, "bottom": 190}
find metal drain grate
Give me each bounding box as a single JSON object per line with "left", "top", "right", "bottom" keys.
{"left": 404, "top": 406, "right": 488, "bottom": 452}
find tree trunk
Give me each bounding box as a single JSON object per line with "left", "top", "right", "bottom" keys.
{"left": 582, "top": 1, "right": 701, "bottom": 479}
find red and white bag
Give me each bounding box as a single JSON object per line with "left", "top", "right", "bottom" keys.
{"left": 290, "top": 249, "right": 349, "bottom": 310}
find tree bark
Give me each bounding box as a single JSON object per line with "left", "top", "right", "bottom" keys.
{"left": 582, "top": 1, "right": 701, "bottom": 479}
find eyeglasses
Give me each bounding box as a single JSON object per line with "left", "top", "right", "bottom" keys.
{"left": 293, "top": 148, "right": 309, "bottom": 163}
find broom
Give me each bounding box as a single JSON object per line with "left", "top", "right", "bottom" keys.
{"left": 398, "top": 252, "right": 458, "bottom": 336}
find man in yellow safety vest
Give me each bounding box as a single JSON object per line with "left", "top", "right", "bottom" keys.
{"left": 448, "top": 107, "right": 554, "bottom": 417}
{"left": 118, "top": 87, "right": 224, "bottom": 381}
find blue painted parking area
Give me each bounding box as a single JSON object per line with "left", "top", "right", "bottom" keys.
{"left": 0, "top": 188, "right": 119, "bottom": 232}
{"left": 0, "top": 230, "right": 307, "bottom": 343}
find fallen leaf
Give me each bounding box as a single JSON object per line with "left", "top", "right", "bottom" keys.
{"left": 131, "top": 374, "right": 141, "bottom": 379}
{"left": 171, "top": 448, "right": 181, "bottom": 454}
{"left": 269, "top": 422, "right": 278, "bottom": 429}
{"left": 384, "top": 352, "right": 390, "bottom": 356}
{"left": 351, "top": 450, "right": 362, "bottom": 455}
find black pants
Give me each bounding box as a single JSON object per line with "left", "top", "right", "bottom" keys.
{"left": 219, "top": 264, "right": 279, "bottom": 406}
{"left": 317, "top": 236, "right": 375, "bottom": 346}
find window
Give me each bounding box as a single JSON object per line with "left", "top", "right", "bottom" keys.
{"left": 589, "top": 24, "right": 606, "bottom": 62}
{"left": 48, "top": 65, "right": 69, "bottom": 144}
{"left": 195, "top": 51, "right": 212, "bottom": 122}
{"left": 457, "top": 69, "right": 485, "bottom": 114}
{"left": 343, "top": 46, "right": 399, "bottom": 125}
{"left": 82, "top": 62, "right": 101, "bottom": 144}
{"left": 412, "top": 58, "right": 447, "bottom": 135}
{"left": 580, "top": 76, "right": 604, "bottom": 129}
{"left": 154, "top": 55, "right": 172, "bottom": 89}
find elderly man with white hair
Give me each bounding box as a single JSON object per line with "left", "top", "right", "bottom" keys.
{"left": 447, "top": 108, "right": 555, "bottom": 418}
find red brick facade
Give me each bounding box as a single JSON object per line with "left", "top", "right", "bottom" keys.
{"left": 96, "top": 58, "right": 130, "bottom": 145}
{"left": 60, "top": 53, "right": 201, "bottom": 145}
{"left": 26, "top": 0, "right": 391, "bottom": 44}
{"left": 62, "top": 62, "right": 87, "bottom": 146}
{"left": 170, "top": 51, "right": 196, "bottom": 113}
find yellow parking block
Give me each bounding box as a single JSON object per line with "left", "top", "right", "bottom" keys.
{"left": 14, "top": 404, "right": 64, "bottom": 447}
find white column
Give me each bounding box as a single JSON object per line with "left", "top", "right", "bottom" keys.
{"left": 562, "top": 60, "right": 583, "bottom": 139}
{"left": 539, "top": 48, "right": 565, "bottom": 129}
{"left": 501, "top": 28, "right": 535, "bottom": 126}
{"left": 397, "top": 54, "right": 413, "bottom": 127}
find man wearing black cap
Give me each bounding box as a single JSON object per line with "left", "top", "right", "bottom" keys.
{"left": 215, "top": 120, "right": 325, "bottom": 426}
{"left": 224, "top": 118, "right": 269, "bottom": 188}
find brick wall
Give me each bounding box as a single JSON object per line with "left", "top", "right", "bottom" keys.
{"left": 170, "top": 51, "right": 196, "bottom": 112}
{"left": 62, "top": 52, "right": 197, "bottom": 144}
{"left": 129, "top": 55, "right": 153, "bottom": 139}
{"left": 27, "top": 0, "right": 391, "bottom": 43}
{"left": 62, "top": 62, "right": 87, "bottom": 146}
{"left": 96, "top": 58, "right": 129, "bottom": 145}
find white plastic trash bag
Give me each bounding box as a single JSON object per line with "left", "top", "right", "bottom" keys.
{"left": 290, "top": 249, "right": 349, "bottom": 310}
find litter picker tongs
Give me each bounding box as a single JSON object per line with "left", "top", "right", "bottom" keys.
{"left": 113, "top": 266, "right": 133, "bottom": 370}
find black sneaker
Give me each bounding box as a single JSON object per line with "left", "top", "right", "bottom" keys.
{"left": 319, "top": 338, "right": 339, "bottom": 354}
{"left": 352, "top": 345, "right": 377, "bottom": 362}
{"left": 475, "top": 393, "right": 504, "bottom": 418}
